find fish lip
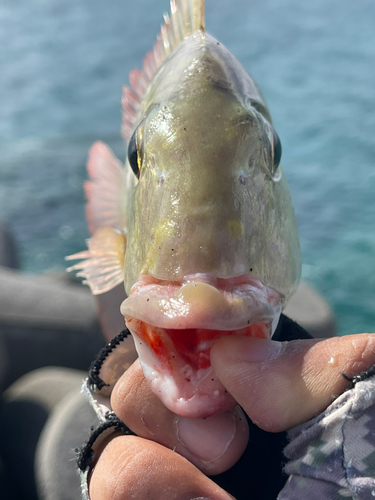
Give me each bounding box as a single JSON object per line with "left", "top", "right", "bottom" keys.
{"left": 121, "top": 273, "right": 283, "bottom": 332}
{"left": 125, "top": 317, "right": 269, "bottom": 418}
{"left": 123, "top": 273, "right": 283, "bottom": 418}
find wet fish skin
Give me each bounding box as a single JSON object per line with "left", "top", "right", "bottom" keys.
{"left": 67, "top": 0, "right": 301, "bottom": 418}
{"left": 124, "top": 31, "right": 300, "bottom": 299}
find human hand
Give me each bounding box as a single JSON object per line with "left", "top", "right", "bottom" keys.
{"left": 89, "top": 333, "right": 375, "bottom": 500}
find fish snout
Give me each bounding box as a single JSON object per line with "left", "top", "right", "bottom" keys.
{"left": 121, "top": 275, "right": 277, "bottom": 331}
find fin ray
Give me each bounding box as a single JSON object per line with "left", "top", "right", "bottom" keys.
{"left": 66, "top": 228, "right": 126, "bottom": 295}
{"left": 85, "top": 142, "right": 127, "bottom": 235}
{"left": 122, "top": 0, "right": 205, "bottom": 142}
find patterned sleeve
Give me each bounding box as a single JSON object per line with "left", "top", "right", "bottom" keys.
{"left": 278, "top": 374, "right": 375, "bottom": 500}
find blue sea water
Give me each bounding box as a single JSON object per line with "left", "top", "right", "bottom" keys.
{"left": 0, "top": 0, "right": 375, "bottom": 336}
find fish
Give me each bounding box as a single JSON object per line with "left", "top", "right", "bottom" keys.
{"left": 67, "top": 0, "right": 301, "bottom": 419}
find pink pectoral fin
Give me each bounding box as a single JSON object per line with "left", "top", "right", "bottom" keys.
{"left": 66, "top": 141, "right": 128, "bottom": 295}
{"left": 85, "top": 141, "right": 127, "bottom": 235}
{"left": 66, "top": 227, "right": 126, "bottom": 295}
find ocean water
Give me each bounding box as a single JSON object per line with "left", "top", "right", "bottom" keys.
{"left": 0, "top": 0, "right": 375, "bottom": 336}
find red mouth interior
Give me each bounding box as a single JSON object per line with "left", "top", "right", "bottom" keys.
{"left": 128, "top": 318, "right": 269, "bottom": 372}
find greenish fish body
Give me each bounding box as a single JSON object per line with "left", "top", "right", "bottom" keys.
{"left": 124, "top": 31, "right": 300, "bottom": 296}
{"left": 67, "top": 0, "right": 300, "bottom": 418}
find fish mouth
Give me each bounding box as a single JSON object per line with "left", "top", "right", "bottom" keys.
{"left": 121, "top": 274, "right": 283, "bottom": 418}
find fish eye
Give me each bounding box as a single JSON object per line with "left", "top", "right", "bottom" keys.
{"left": 127, "top": 124, "right": 144, "bottom": 178}
{"left": 272, "top": 129, "right": 282, "bottom": 173}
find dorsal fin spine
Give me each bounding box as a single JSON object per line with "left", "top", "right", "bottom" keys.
{"left": 129, "top": 70, "right": 147, "bottom": 96}
{"left": 154, "top": 36, "right": 164, "bottom": 67}
{"left": 121, "top": 0, "right": 205, "bottom": 143}
{"left": 161, "top": 21, "right": 171, "bottom": 54}
{"left": 181, "top": 0, "right": 189, "bottom": 35}
{"left": 200, "top": 0, "right": 205, "bottom": 30}
{"left": 192, "top": 0, "right": 199, "bottom": 31}
{"left": 170, "top": 1, "right": 183, "bottom": 44}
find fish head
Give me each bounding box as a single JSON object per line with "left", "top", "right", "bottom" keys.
{"left": 120, "top": 34, "right": 300, "bottom": 418}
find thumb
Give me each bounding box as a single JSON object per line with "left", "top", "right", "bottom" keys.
{"left": 210, "top": 334, "right": 375, "bottom": 432}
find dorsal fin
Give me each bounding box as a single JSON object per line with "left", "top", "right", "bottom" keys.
{"left": 122, "top": 0, "right": 205, "bottom": 142}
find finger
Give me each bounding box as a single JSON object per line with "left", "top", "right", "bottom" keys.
{"left": 111, "top": 360, "right": 249, "bottom": 475}
{"left": 210, "top": 333, "right": 375, "bottom": 432}
{"left": 90, "top": 435, "right": 236, "bottom": 500}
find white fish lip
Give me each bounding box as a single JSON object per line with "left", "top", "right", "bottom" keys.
{"left": 121, "top": 274, "right": 283, "bottom": 418}
{"left": 121, "top": 273, "right": 281, "bottom": 331}
{"left": 127, "top": 318, "right": 238, "bottom": 418}
{"left": 125, "top": 315, "right": 277, "bottom": 418}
